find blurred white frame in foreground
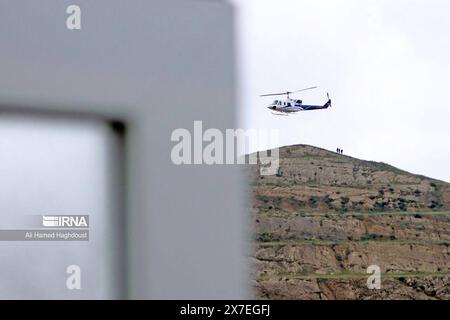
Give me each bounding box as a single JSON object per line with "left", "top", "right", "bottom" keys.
{"left": 0, "top": 0, "right": 246, "bottom": 299}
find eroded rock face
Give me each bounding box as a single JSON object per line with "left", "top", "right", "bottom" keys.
{"left": 253, "top": 213, "right": 450, "bottom": 242}
{"left": 252, "top": 243, "right": 449, "bottom": 277}
{"left": 251, "top": 145, "right": 450, "bottom": 213}
{"left": 249, "top": 144, "right": 450, "bottom": 300}
{"left": 254, "top": 277, "right": 450, "bottom": 300}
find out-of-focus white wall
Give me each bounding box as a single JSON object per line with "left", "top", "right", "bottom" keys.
{"left": 0, "top": 0, "right": 246, "bottom": 299}
{"left": 0, "top": 113, "right": 125, "bottom": 299}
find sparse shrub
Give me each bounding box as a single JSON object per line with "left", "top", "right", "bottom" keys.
{"left": 338, "top": 196, "right": 349, "bottom": 213}
{"left": 258, "top": 232, "right": 273, "bottom": 242}
{"left": 338, "top": 207, "right": 348, "bottom": 214}
{"left": 397, "top": 198, "right": 407, "bottom": 211}
{"left": 276, "top": 167, "right": 283, "bottom": 177}
{"left": 340, "top": 197, "right": 350, "bottom": 205}
{"left": 361, "top": 233, "right": 383, "bottom": 241}
{"left": 324, "top": 195, "right": 334, "bottom": 205}
{"left": 309, "top": 196, "right": 318, "bottom": 206}
{"left": 374, "top": 201, "right": 389, "bottom": 211}
{"left": 428, "top": 200, "right": 442, "bottom": 209}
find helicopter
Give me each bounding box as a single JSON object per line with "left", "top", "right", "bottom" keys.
{"left": 260, "top": 86, "right": 331, "bottom": 115}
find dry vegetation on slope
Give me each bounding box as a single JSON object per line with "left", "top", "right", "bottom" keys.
{"left": 248, "top": 144, "right": 450, "bottom": 299}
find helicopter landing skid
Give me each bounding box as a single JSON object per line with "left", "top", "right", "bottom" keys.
{"left": 271, "top": 111, "right": 290, "bottom": 116}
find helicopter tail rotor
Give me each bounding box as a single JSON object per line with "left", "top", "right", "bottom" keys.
{"left": 325, "top": 92, "right": 332, "bottom": 108}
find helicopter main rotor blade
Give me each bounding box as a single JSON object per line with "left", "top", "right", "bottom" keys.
{"left": 290, "top": 86, "right": 318, "bottom": 93}
{"left": 260, "top": 86, "right": 317, "bottom": 97}
{"left": 260, "top": 92, "right": 289, "bottom": 97}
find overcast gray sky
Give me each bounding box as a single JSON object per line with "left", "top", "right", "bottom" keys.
{"left": 232, "top": 0, "right": 450, "bottom": 182}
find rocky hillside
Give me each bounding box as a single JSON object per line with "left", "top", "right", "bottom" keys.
{"left": 248, "top": 144, "right": 450, "bottom": 300}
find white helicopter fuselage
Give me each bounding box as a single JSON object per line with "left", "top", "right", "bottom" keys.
{"left": 260, "top": 87, "right": 331, "bottom": 115}
{"left": 268, "top": 98, "right": 302, "bottom": 113}
{"left": 267, "top": 97, "right": 331, "bottom": 114}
